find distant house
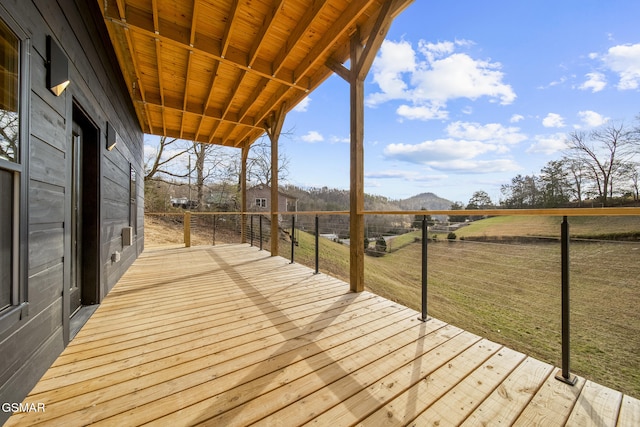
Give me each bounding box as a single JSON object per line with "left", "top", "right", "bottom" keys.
{"left": 247, "top": 185, "right": 297, "bottom": 214}
{"left": 246, "top": 186, "right": 298, "bottom": 228}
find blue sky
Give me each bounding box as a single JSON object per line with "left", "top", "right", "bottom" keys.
{"left": 276, "top": 0, "right": 640, "bottom": 204}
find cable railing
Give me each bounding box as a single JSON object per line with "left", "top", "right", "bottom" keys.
{"left": 145, "top": 207, "right": 640, "bottom": 398}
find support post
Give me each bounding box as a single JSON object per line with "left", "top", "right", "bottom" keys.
{"left": 240, "top": 144, "right": 249, "bottom": 243}
{"left": 556, "top": 216, "right": 577, "bottom": 385}
{"left": 184, "top": 211, "right": 191, "bottom": 248}
{"left": 419, "top": 215, "right": 429, "bottom": 322}
{"left": 325, "top": 2, "right": 400, "bottom": 292}
{"left": 264, "top": 103, "right": 287, "bottom": 256}
{"left": 349, "top": 30, "right": 365, "bottom": 292}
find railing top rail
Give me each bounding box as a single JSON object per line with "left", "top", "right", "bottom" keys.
{"left": 364, "top": 207, "right": 640, "bottom": 217}
{"left": 146, "top": 207, "right": 639, "bottom": 217}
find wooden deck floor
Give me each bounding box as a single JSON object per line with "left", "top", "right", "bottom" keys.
{"left": 6, "top": 244, "right": 639, "bottom": 426}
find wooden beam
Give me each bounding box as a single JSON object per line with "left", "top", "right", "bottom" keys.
{"left": 265, "top": 102, "right": 287, "bottom": 256}
{"left": 349, "top": 29, "right": 364, "bottom": 293}
{"left": 272, "top": 0, "right": 327, "bottom": 76}
{"left": 248, "top": 0, "right": 286, "bottom": 68}
{"left": 240, "top": 143, "right": 249, "bottom": 243}
{"left": 221, "top": 0, "right": 240, "bottom": 59}
{"left": 109, "top": 8, "right": 307, "bottom": 91}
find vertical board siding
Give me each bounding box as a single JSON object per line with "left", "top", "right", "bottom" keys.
{"left": 0, "top": 0, "right": 143, "bottom": 422}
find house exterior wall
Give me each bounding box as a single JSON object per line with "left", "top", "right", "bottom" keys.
{"left": 0, "top": 0, "right": 143, "bottom": 419}
{"left": 247, "top": 186, "right": 295, "bottom": 213}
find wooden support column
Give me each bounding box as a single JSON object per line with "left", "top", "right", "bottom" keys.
{"left": 326, "top": 1, "right": 402, "bottom": 292}
{"left": 265, "top": 102, "right": 287, "bottom": 256}
{"left": 349, "top": 31, "right": 365, "bottom": 292}
{"left": 240, "top": 143, "right": 249, "bottom": 243}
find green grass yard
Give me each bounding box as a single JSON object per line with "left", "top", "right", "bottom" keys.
{"left": 282, "top": 215, "right": 640, "bottom": 398}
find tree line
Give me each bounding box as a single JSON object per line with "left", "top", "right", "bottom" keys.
{"left": 454, "top": 118, "right": 640, "bottom": 214}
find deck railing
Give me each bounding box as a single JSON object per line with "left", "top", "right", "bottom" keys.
{"left": 146, "top": 207, "right": 640, "bottom": 398}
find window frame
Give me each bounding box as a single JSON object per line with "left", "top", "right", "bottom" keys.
{"left": 0, "top": 7, "right": 30, "bottom": 328}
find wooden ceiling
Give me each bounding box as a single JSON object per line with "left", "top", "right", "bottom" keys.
{"left": 98, "top": 0, "right": 413, "bottom": 148}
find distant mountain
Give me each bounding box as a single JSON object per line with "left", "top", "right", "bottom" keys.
{"left": 397, "top": 192, "right": 453, "bottom": 211}
{"left": 281, "top": 185, "right": 453, "bottom": 212}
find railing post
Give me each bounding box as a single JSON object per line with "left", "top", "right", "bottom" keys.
{"left": 184, "top": 211, "right": 191, "bottom": 248}
{"left": 419, "top": 215, "right": 429, "bottom": 322}
{"left": 250, "top": 215, "right": 254, "bottom": 247}
{"left": 290, "top": 215, "right": 296, "bottom": 264}
{"left": 315, "top": 215, "right": 319, "bottom": 274}
{"left": 259, "top": 215, "right": 263, "bottom": 251}
{"left": 556, "top": 216, "right": 577, "bottom": 385}
{"left": 212, "top": 214, "right": 216, "bottom": 246}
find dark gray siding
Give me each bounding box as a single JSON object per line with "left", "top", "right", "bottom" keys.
{"left": 0, "top": 0, "right": 144, "bottom": 420}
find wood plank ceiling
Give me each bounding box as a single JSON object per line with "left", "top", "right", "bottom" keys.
{"left": 98, "top": 0, "right": 412, "bottom": 148}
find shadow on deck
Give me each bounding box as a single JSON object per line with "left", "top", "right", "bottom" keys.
{"left": 5, "top": 244, "right": 639, "bottom": 426}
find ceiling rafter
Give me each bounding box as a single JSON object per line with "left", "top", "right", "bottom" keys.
{"left": 144, "top": 97, "right": 262, "bottom": 130}
{"left": 248, "top": 0, "right": 286, "bottom": 68}
{"left": 293, "top": 0, "right": 376, "bottom": 83}
{"left": 100, "top": 0, "right": 415, "bottom": 147}
{"left": 105, "top": 7, "right": 309, "bottom": 91}
{"left": 151, "top": 0, "right": 167, "bottom": 135}
{"left": 272, "top": 0, "right": 327, "bottom": 77}
{"left": 221, "top": 0, "right": 241, "bottom": 59}
{"left": 232, "top": 82, "right": 292, "bottom": 146}
{"left": 179, "top": 2, "right": 200, "bottom": 138}
{"left": 194, "top": 59, "right": 221, "bottom": 141}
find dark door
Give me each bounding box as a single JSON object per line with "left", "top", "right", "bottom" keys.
{"left": 70, "top": 121, "right": 82, "bottom": 316}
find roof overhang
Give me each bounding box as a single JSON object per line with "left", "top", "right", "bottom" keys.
{"left": 98, "top": 0, "right": 413, "bottom": 148}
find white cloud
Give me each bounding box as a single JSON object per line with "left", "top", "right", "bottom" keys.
{"left": 445, "top": 121, "right": 526, "bottom": 145}
{"left": 365, "top": 170, "right": 444, "bottom": 182}
{"left": 411, "top": 53, "right": 516, "bottom": 105}
{"left": 384, "top": 139, "right": 499, "bottom": 164}
{"left": 428, "top": 159, "right": 520, "bottom": 173}
{"left": 579, "top": 72, "right": 607, "bottom": 92}
{"left": 293, "top": 96, "right": 311, "bottom": 112}
{"left": 329, "top": 135, "right": 350, "bottom": 144}
{"left": 301, "top": 130, "right": 324, "bottom": 143}
{"left": 602, "top": 43, "right": 640, "bottom": 90}
{"left": 510, "top": 114, "right": 524, "bottom": 123}
{"left": 577, "top": 110, "right": 609, "bottom": 127}
{"left": 397, "top": 104, "right": 448, "bottom": 121}
{"left": 542, "top": 113, "right": 565, "bottom": 128}
{"left": 368, "top": 39, "right": 416, "bottom": 105}
{"left": 367, "top": 39, "right": 516, "bottom": 119}
{"left": 527, "top": 133, "right": 568, "bottom": 155}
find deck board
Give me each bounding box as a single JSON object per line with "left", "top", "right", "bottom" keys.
{"left": 5, "top": 244, "right": 638, "bottom": 426}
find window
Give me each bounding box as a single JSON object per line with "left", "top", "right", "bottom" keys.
{"left": 0, "top": 15, "right": 27, "bottom": 316}
{"left": 255, "top": 198, "right": 266, "bottom": 208}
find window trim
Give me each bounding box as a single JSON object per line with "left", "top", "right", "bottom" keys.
{"left": 0, "top": 7, "right": 30, "bottom": 325}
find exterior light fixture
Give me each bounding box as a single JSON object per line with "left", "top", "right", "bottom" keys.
{"left": 106, "top": 122, "right": 118, "bottom": 151}
{"left": 46, "top": 36, "right": 70, "bottom": 96}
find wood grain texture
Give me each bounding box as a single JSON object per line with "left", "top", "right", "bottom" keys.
{"left": 6, "top": 244, "right": 638, "bottom": 426}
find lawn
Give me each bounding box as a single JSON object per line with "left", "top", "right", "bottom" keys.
{"left": 284, "top": 216, "right": 640, "bottom": 398}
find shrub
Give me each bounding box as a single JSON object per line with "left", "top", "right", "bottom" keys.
{"left": 447, "top": 232, "right": 457, "bottom": 240}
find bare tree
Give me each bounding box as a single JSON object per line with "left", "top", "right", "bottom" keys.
{"left": 565, "top": 121, "right": 639, "bottom": 206}
{"left": 191, "top": 142, "right": 234, "bottom": 210}
{"left": 144, "top": 136, "right": 191, "bottom": 181}
{"left": 0, "top": 109, "right": 18, "bottom": 162}
{"left": 564, "top": 157, "right": 587, "bottom": 206}
{"left": 246, "top": 136, "right": 290, "bottom": 187}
